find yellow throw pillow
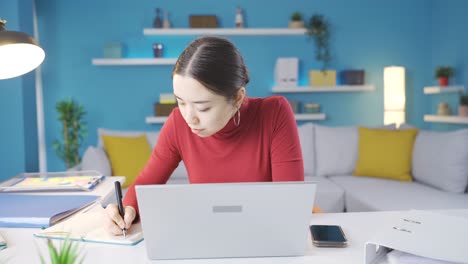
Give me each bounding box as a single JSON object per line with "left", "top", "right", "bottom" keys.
{"left": 353, "top": 127, "right": 418, "bottom": 181}
{"left": 102, "top": 134, "right": 152, "bottom": 188}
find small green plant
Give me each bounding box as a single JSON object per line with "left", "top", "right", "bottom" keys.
{"left": 53, "top": 98, "right": 87, "bottom": 169}
{"left": 435, "top": 66, "right": 454, "bottom": 78}
{"left": 460, "top": 94, "right": 468, "bottom": 106}
{"left": 291, "top": 12, "right": 302, "bottom": 21}
{"left": 39, "top": 238, "right": 85, "bottom": 264}
{"left": 306, "top": 14, "right": 331, "bottom": 70}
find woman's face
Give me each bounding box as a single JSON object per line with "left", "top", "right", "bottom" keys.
{"left": 173, "top": 74, "right": 238, "bottom": 137}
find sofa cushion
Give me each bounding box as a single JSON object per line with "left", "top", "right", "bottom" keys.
{"left": 305, "top": 176, "right": 345, "bottom": 213}
{"left": 298, "top": 123, "right": 315, "bottom": 176}
{"left": 412, "top": 129, "right": 468, "bottom": 193}
{"left": 102, "top": 134, "right": 152, "bottom": 188}
{"left": 314, "top": 125, "right": 358, "bottom": 177}
{"left": 314, "top": 124, "right": 396, "bottom": 177}
{"left": 97, "top": 128, "right": 159, "bottom": 149}
{"left": 354, "top": 127, "right": 418, "bottom": 181}
{"left": 81, "top": 146, "right": 112, "bottom": 176}
{"left": 329, "top": 175, "right": 468, "bottom": 212}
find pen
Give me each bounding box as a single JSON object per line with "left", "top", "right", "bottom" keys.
{"left": 114, "top": 181, "right": 127, "bottom": 238}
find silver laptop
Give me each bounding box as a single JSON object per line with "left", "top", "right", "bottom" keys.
{"left": 136, "top": 182, "right": 316, "bottom": 260}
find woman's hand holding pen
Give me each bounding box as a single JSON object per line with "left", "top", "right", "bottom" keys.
{"left": 104, "top": 204, "right": 136, "bottom": 235}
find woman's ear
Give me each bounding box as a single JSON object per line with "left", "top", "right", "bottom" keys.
{"left": 235, "top": 87, "right": 246, "bottom": 108}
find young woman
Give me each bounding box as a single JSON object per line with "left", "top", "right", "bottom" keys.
{"left": 105, "top": 36, "right": 304, "bottom": 235}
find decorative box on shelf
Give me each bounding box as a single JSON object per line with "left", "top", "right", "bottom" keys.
{"left": 309, "top": 70, "right": 337, "bottom": 87}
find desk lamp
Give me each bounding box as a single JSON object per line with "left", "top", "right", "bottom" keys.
{"left": 0, "top": 18, "right": 45, "bottom": 80}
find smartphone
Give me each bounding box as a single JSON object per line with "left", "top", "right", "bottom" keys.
{"left": 310, "top": 225, "right": 348, "bottom": 247}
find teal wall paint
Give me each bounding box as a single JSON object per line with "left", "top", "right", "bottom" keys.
{"left": 0, "top": 0, "right": 27, "bottom": 181}
{"left": 1, "top": 0, "right": 466, "bottom": 175}
{"left": 428, "top": 0, "right": 468, "bottom": 131}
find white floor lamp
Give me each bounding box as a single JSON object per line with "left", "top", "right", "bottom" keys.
{"left": 384, "top": 66, "right": 406, "bottom": 127}
{"left": 0, "top": 0, "right": 47, "bottom": 174}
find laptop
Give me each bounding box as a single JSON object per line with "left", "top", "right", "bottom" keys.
{"left": 136, "top": 181, "right": 316, "bottom": 260}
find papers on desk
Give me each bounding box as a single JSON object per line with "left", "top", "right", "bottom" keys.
{"left": 386, "top": 250, "right": 457, "bottom": 264}
{"left": 0, "top": 171, "right": 104, "bottom": 192}
{"left": 365, "top": 210, "right": 468, "bottom": 264}
{"left": 35, "top": 203, "right": 143, "bottom": 246}
{"left": 0, "top": 194, "right": 99, "bottom": 228}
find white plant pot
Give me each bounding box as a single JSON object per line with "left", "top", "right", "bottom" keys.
{"left": 288, "top": 21, "right": 305, "bottom": 28}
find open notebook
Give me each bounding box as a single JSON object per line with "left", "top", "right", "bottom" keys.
{"left": 34, "top": 203, "right": 144, "bottom": 246}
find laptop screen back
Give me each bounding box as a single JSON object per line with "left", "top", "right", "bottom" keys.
{"left": 136, "top": 182, "right": 316, "bottom": 260}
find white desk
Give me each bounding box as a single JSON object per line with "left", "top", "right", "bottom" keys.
{"left": 1, "top": 209, "right": 467, "bottom": 264}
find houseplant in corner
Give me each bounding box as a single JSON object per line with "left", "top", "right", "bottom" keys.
{"left": 459, "top": 94, "right": 468, "bottom": 117}
{"left": 435, "top": 66, "right": 454, "bottom": 86}
{"left": 53, "top": 98, "right": 87, "bottom": 169}
{"left": 288, "top": 12, "right": 304, "bottom": 28}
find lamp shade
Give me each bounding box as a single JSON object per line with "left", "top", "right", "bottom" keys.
{"left": 384, "top": 66, "right": 406, "bottom": 126}
{"left": 0, "top": 30, "right": 45, "bottom": 80}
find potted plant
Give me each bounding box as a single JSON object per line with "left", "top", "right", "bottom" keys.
{"left": 288, "top": 12, "right": 304, "bottom": 28}
{"left": 306, "top": 14, "right": 331, "bottom": 70}
{"left": 53, "top": 98, "right": 87, "bottom": 169}
{"left": 435, "top": 66, "right": 454, "bottom": 86}
{"left": 38, "top": 238, "right": 85, "bottom": 264}
{"left": 459, "top": 94, "right": 468, "bottom": 117}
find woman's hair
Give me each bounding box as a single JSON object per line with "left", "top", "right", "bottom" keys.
{"left": 172, "top": 36, "right": 250, "bottom": 101}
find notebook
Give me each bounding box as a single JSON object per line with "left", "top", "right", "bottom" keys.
{"left": 35, "top": 203, "right": 143, "bottom": 246}
{"left": 136, "top": 181, "right": 317, "bottom": 260}
{"left": 0, "top": 194, "right": 99, "bottom": 228}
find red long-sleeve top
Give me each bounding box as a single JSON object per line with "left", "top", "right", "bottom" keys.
{"left": 123, "top": 96, "right": 304, "bottom": 213}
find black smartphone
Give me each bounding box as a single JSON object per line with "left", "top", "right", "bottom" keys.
{"left": 310, "top": 225, "right": 348, "bottom": 247}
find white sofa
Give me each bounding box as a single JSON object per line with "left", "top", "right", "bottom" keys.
{"left": 80, "top": 125, "right": 468, "bottom": 213}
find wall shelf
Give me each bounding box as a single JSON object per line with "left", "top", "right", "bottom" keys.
{"left": 423, "top": 86, "right": 465, "bottom": 94}
{"left": 424, "top": 115, "right": 468, "bottom": 124}
{"left": 146, "top": 113, "right": 326, "bottom": 124}
{"left": 272, "top": 85, "right": 375, "bottom": 93}
{"left": 92, "top": 58, "right": 177, "bottom": 66}
{"left": 143, "top": 28, "right": 307, "bottom": 36}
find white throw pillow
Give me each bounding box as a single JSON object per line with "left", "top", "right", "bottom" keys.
{"left": 297, "top": 123, "right": 315, "bottom": 176}
{"left": 315, "top": 124, "right": 397, "bottom": 177}
{"left": 315, "top": 125, "right": 358, "bottom": 177}
{"left": 97, "top": 128, "right": 158, "bottom": 149}
{"left": 81, "top": 146, "right": 112, "bottom": 176}
{"left": 412, "top": 129, "right": 468, "bottom": 193}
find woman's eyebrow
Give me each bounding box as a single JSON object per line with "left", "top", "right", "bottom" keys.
{"left": 174, "top": 95, "right": 211, "bottom": 104}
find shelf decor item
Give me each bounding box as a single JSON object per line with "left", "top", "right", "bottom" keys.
{"left": 275, "top": 57, "right": 299, "bottom": 88}
{"left": 189, "top": 15, "right": 218, "bottom": 28}
{"left": 152, "top": 43, "right": 164, "bottom": 58}
{"left": 459, "top": 94, "right": 468, "bottom": 117}
{"left": 309, "top": 70, "right": 336, "bottom": 87}
{"left": 306, "top": 14, "right": 331, "bottom": 70}
{"left": 437, "top": 102, "right": 453, "bottom": 116}
{"left": 235, "top": 7, "right": 245, "bottom": 28}
{"left": 154, "top": 93, "right": 177, "bottom": 116}
{"left": 340, "top": 70, "right": 364, "bottom": 85}
{"left": 304, "top": 103, "right": 320, "bottom": 113}
{"left": 163, "top": 10, "right": 171, "bottom": 28}
{"left": 103, "top": 42, "right": 123, "bottom": 58}
{"left": 435, "top": 66, "right": 454, "bottom": 86}
{"left": 153, "top": 8, "right": 163, "bottom": 28}
{"left": 288, "top": 12, "right": 304, "bottom": 28}
{"left": 53, "top": 98, "right": 87, "bottom": 169}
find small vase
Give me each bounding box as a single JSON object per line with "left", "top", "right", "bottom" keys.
{"left": 438, "top": 77, "right": 448, "bottom": 86}
{"left": 459, "top": 105, "right": 468, "bottom": 117}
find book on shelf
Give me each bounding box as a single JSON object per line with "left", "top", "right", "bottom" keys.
{"left": 35, "top": 203, "right": 144, "bottom": 246}
{"left": 0, "top": 170, "right": 104, "bottom": 192}
{"left": 0, "top": 194, "right": 99, "bottom": 228}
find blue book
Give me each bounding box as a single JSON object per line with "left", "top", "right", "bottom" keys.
{"left": 0, "top": 194, "right": 99, "bottom": 228}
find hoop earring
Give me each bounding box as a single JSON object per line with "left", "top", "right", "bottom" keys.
{"left": 233, "top": 109, "right": 241, "bottom": 127}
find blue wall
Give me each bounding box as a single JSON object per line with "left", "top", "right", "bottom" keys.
{"left": 0, "top": 0, "right": 467, "bottom": 177}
